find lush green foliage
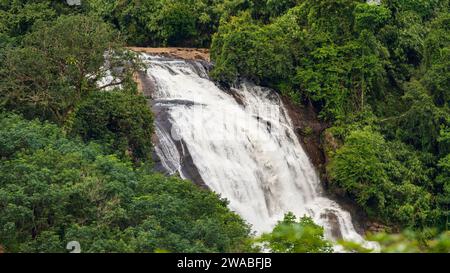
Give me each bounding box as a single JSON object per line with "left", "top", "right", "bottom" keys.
{"left": 0, "top": 114, "right": 251, "bottom": 253}
{"left": 258, "top": 212, "right": 333, "bottom": 253}
{"left": 0, "top": 1, "right": 57, "bottom": 44}
{"left": 67, "top": 89, "right": 154, "bottom": 163}
{"left": 86, "top": 0, "right": 300, "bottom": 47}
{"left": 0, "top": 14, "right": 139, "bottom": 123}
{"left": 210, "top": 12, "right": 294, "bottom": 85}
{"left": 87, "top": 0, "right": 219, "bottom": 47}
{"left": 328, "top": 128, "right": 438, "bottom": 227}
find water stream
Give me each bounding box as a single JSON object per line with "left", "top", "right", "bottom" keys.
{"left": 141, "top": 54, "right": 374, "bottom": 248}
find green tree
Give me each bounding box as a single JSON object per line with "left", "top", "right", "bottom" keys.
{"left": 89, "top": 0, "right": 225, "bottom": 47}
{"left": 436, "top": 155, "right": 450, "bottom": 230}
{"left": 423, "top": 13, "right": 450, "bottom": 107}
{"left": 67, "top": 89, "right": 154, "bottom": 163}
{"left": 395, "top": 81, "right": 449, "bottom": 154}
{"left": 0, "top": 15, "right": 139, "bottom": 123}
{"left": 328, "top": 128, "right": 435, "bottom": 227}
{"left": 211, "top": 11, "right": 294, "bottom": 85}
{"left": 0, "top": 1, "right": 56, "bottom": 41}
{"left": 258, "top": 212, "right": 333, "bottom": 253}
{"left": 354, "top": 3, "right": 391, "bottom": 32}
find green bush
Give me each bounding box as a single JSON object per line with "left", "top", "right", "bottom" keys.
{"left": 210, "top": 11, "right": 294, "bottom": 85}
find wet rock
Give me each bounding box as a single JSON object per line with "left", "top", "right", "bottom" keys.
{"left": 281, "top": 97, "right": 370, "bottom": 235}
{"left": 178, "top": 139, "right": 208, "bottom": 189}
{"left": 152, "top": 100, "right": 208, "bottom": 189}
{"left": 135, "top": 70, "right": 157, "bottom": 99}
{"left": 281, "top": 96, "right": 328, "bottom": 174}
{"left": 128, "top": 47, "right": 210, "bottom": 62}
{"left": 367, "top": 222, "right": 390, "bottom": 234}
{"left": 321, "top": 210, "right": 343, "bottom": 240}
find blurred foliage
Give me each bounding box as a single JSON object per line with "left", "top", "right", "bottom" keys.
{"left": 340, "top": 230, "right": 450, "bottom": 253}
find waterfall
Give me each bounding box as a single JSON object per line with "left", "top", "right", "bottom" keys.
{"left": 141, "top": 54, "right": 375, "bottom": 249}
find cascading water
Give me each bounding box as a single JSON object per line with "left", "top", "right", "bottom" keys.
{"left": 140, "top": 54, "right": 375, "bottom": 249}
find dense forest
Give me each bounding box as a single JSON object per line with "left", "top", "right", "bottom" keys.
{"left": 0, "top": 0, "right": 449, "bottom": 253}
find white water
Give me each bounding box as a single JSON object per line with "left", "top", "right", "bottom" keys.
{"left": 143, "top": 54, "right": 374, "bottom": 248}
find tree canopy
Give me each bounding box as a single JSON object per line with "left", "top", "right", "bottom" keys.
{"left": 0, "top": 114, "right": 252, "bottom": 253}
{"left": 0, "top": 14, "right": 139, "bottom": 123}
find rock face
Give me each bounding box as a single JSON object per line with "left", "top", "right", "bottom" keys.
{"left": 128, "top": 47, "right": 210, "bottom": 62}
{"left": 281, "top": 99, "right": 370, "bottom": 235}
{"left": 133, "top": 57, "right": 209, "bottom": 188}
{"left": 280, "top": 97, "right": 329, "bottom": 178}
